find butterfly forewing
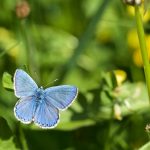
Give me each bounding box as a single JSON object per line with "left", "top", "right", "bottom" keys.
{"left": 45, "top": 85, "right": 78, "bottom": 110}
{"left": 14, "top": 69, "right": 38, "bottom": 98}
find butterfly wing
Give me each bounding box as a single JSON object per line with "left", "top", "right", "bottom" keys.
{"left": 34, "top": 100, "right": 59, "bottom": 128}
{"left": 14, "top": 96, "right": 37, "bottom": 124}
{"left": 45, "top": 85, "right": 78, "bottom": 110}
{"left": 14, "top": 69, "right": 38, "bottom": 98}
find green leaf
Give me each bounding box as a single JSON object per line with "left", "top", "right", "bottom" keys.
{"left": 139, "top": 142, "right": 150, "bottom": 150}
{"left": 2, "top": 72, "right": 13, "bottom": 90}
{"left": 102, "top": 71, "right": 118, "bottom": 89}
{"left": 56, "top": 120, "right": 95, "bottom": 130}
{"left": 0, "top": 137, "right": 20, "bottom": 150}
{"left": 111, "top": 82, "right": 149, "bottom": 120}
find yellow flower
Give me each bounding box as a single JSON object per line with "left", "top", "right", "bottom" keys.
{"left": 127, "top": 29, "right": 139, "bottom": 49}
{"left": 114, "top": 70, "right": 127, "bottom": 85}
{"left": 133, "top": 49, "right": 142, "bottom": 67}
{"left": 127, "top": 28, "right": 150, "bottom": 67}
{"left": 132, "top": 35, "right": 150, "bottom": 67}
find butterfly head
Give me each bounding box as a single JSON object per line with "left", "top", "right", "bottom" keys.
{"left": 35, "top": 87, "right": 45, "bottom": 102}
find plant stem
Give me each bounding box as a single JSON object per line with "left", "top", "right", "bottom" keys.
{"left": 135, "top": 6, "right": 150, "bottom": 101}
{"left": 20, "top": 20, "right": 31, "bottom": 69}
{"left": 19, "top": 19, "right": 40, "bottom": 82}
{"left": 19, "top": 124, "right": 28, "bottom": 150}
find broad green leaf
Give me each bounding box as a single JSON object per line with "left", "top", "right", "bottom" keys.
{"left": 56, "top": 120, "right": 95, "bottom": 130}
{"left": 139, "top": 142, "right": 150, "bottom": 150}
{"left": 57, "top": 105, "right": 95, "bottom": 130}
{"left": 0, "top": 137, "right": 20, "bottom": 150}
{"left": 115, "top": 82, "right": 149, "bottom": 116}
{"left": 2, "top": 72, "right": 13, "bottom": 90}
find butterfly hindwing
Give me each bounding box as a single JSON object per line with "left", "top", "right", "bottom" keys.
{"left": 34, "top": 99, "right": 59, "bottom": 128}
{"left": 14, "top": 69, "right": 38, "bottom": 98}
{"left": 14, "top": 96, "right": 37, "bottom": 124}
{"left": 45, "top": 85, "right": 78, "bottom": 110}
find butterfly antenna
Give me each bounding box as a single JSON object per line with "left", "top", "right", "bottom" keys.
{"left": 44, "top": 79, "right": 59, "bottom": 88}
{"left": 33, "top": 70, "right": 41, "bottom": 85}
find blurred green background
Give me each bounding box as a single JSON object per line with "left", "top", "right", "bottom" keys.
{"left": 1, "top": 0, "right": 150, "bottom": 150}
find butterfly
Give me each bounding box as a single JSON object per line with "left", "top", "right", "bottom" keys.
{"left": 13, "top": 69, "right": 78, "bottom": 129}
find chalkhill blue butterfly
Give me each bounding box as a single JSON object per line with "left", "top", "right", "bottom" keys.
{"left": 13, "top": 69, "right": 78, "bottom": 129}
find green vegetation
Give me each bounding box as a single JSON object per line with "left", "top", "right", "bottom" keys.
{"left": 0, "top": 0, "right": 150, "bottom": 149}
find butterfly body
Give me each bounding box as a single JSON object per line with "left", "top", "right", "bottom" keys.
{"left": 35, "top": 87, "right": 45, "bottom": 102}
{"left": 14, "top": 69, "right": 78, "bottom": 129}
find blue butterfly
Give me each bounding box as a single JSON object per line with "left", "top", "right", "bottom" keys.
{"left": 13, "top": 69, "right": 78, "bottom": 129}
